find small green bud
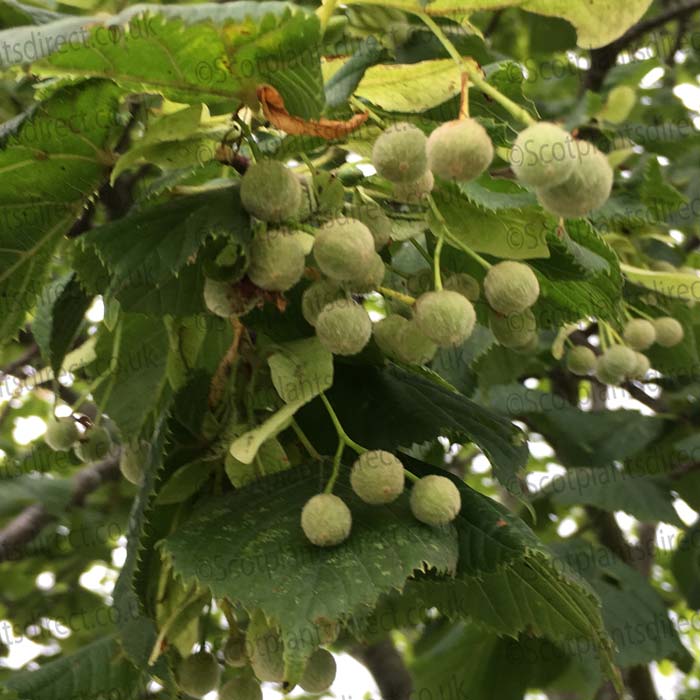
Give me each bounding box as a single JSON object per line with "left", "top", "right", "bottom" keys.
{"left": 177, "top": 651, "right": 221, "bottom": 698}
{"left": 653, "top": 317, "right": 684, "bottom": 347}
{"left": 566, "top": 346, "right": 597, "bottom": 376}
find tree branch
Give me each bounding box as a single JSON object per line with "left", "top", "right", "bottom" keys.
{"left": 0, "top": 451, "right": 121, "bottom": 563}
{"left": 351, "top": 638, "right": 413, "bottom": 700}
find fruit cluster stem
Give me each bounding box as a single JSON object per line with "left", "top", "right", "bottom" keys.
{"left": 433, "top": 233, "right": 444, "bottom": 290}
{"left": 378, "top": 286, "right": 416, "bottom": 306}
{"left": 418, "top": 13, "right": 536, "bottom": 127}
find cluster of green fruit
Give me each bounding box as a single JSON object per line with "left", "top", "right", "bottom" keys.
{"left": 300, "top": 450, "right": 461, "bottom": 547}
{"left": 509, "top": 122, "right": 613, "bottom": 218}
{"left": 176, "top": 614, "right": 337, "bottom": 698}
{"left": 44, "top": 416, "right": 148, "bottom": 485}
{"left": 566, "top": 316, "right": 685, "bottom": 385}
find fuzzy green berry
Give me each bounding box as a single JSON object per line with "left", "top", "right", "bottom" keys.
{"left": 177, "top": 651, "right": 221, "bottom": 698}
{"left": 392, "top": 170, "right": 434, "bottom": 203}
{"left": 410, "top": 475, "right": 461, "bottom": 526}
{"left": 596, "top": 344, "right": 637, "bottom": 385}
{"left": 347, "top": 202, "right": 393, "bottom": 250}
{"left": 75, "top": 426, "right": 112, "bottom": 463}
{"left": 247, "top": 228, "right": 306, "bottom": 292}
{"left": 653, "top": 317, "right": 684, "bottom": 347}
{"left": 372, "top": 122, "right": 428, "bottom": 183}
{"left": 629, "top": 352, "right": 651, "bottom": 381}
{"left": 396, "top": 320, "right": 438, "bottom": 365}
{"left": 316, "top": 300, "right": 372, "bottom": 356}
{"left": 427, "top": 118, "right": 494, "bottom": 182}
{"left": 302, "top": 279, "right": 342, "bottom": 326}
{"left": 414, "top": 290, "right": 476, "bottom": 347}
{"left": 623, "top": 318, "right": 657, "bottom": 351}
{"left": 351, "top": 450, "right": 405, "bottom": 504}
{"left": 240, "top": 160, "right": 301, "bottom": 222}
{"left": 248, "top": 619, "right": 285, "bottom": 682}
{"left": 347, "top": 252, "right": 385, "bottom": 294}
{"left": 313, "top": 218, "right": 376, "bottom": 282}
{"left": 44, "top": 417, "right": 79, "bottom": 452}
{"left": 373, "top": 314, "right": 408, "bottom": 359}
{"left": 203, "top": 278, "right": 262, "bottom": 318}
{"left": 536, "top": 143, "right": 613, "bottom": 218}
{"left": 509, "top": 122, "right": 577, "bottom": 188}
{"left": 406, "top": 268, "right": 433, "bottom": 297}
{"left": 220, "top": 677, "right": 262, "bottom": 700}
{"left": 120, "top": 441, "right": 148, "bottom": 486}
{"left": 443, "top": 272, "right": 480, "bottom": 302}
{"left": 223, "top": 629, "right": 248, "bottom": 668}
{"left": 301, "top": 493, "right": 352, "bottom": 547}
{"left": 483, "top": 261, "right": 540, "bottom": 315}
{"left": 566, "top": 346, "right": 597, "bottom": 376}
{"left": 489, "top": 308, "right": 537, "bottom": 349}
{"left": 204, "top": 277, "right": 234, "bottom": 318}
{"left": 300, "top": 649, "right": 337, "bottom": 693}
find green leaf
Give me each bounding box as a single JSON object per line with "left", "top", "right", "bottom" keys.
{"left": 268, "top": 337, "right": 334, "bottom": 404}
{"left": 536, "top": 466, "right": 682, "bottom": 525}
{"left": 298, "top": 364, "right": 529, "bottom": 495}
{"left": 671, "top": 523, "right": 700, "bottom": 610}
{"left": 0, "top": 474, "right": 72, "bottom": 518}
{"left": 553, "top": 539, "right": 693, "bottom": 670}
{"left": 156, "top": 459, "right": 215, "bottom": 505}
{"left": 324, "top": 36, "right": 383, "bottom": 109}
{"left": 621, "top": 264, "right": 700, "bottom": 302}
{"left": 430, "top": 183, "right": 551, "bottom": 261}
{"left": 162, "top": 464, "right": 459, "bottom": 682}
{"left": 92, "top": 315, "right": 171, "bottom": 441}
{"left": 4, "top": 636, "right": 143, "bottom": 700}
{"left": 32, "top": 273, "right": 92, "bottom": 374}
{"left": 0, "top": 79, "right": 122, "bottom": 344}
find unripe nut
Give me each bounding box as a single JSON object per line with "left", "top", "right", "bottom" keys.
{"left": 427, "top": 118, "right": 494, "bottom": 182}
{"left": 596, "top": 344, "right": 637, "bottom": 385}
{"left": 443, "top": 272, "right": 480, "bottom": 302}
{"left": 316, "top": 300, "right": 372, "bottom": 356}
{"left": 223, "top": 629, "right": 248, "bottom": 668}
{"left": 44, "top": 417, "right": 79, "bottom": 452}
{"left": 351, "top": 450, "right": 405, "bottom": 504}
{"left": 414, "top": 290, "right": 476, "bottom": 348}
{"left": 484, "top": 261, "right": 540, "bottom": 315}
{"left": 248, "top": 228, "right": 307, "bottom": 292}
{"left": 220, "top": 677, "right": 262, "bottom": 700}
{"left": 301, "top": 493, "right": 352, "bottom": 547}
{"left": 392, "top": 171, "right": 434, "bottom": 203}
{"left": 489, "top": 308, "right": 537, "bottom": 349}
{"left": 300, "top": 649, "right": 337, "bottom": 693}
{"left": 372, "top": 122, "right": 428, "bottom": 183}
{"left": 566, "top": 346, "right": 597, "bottom": 376}
{"left": 623, "top": 318, "right": 656, "bottom": 351}
{"left": 313, "top": 218, "right": 375, "bottom": 282}
{"left": 509, "top": 122, "right": 577, "bottom": 188}
{"left": 240, "top": 160, "right": 301, "bottom": 222}
{"left": 410, "top": 475, "right": 461, "bottom": 526}
{"left": 653, "top": 317, "right": 684, "bottom": 347}
{"left": 75, "top": 426, "right": 112, "bottom": 463}
{"left": 177, "top": 651, "right": 221, "bottom": 699}
{"left": 302, "top": 279, "right": 342, "bottom": 327}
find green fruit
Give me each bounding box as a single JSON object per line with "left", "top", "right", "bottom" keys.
{"left": 302, "top": 279, "right": 342, "bottom": 326}
{"left": 301, "top": 493, "right": 352, "bottom": 547}
{"left": 44, "top": 417, "right": 79, "bottom": 452}
{"left": 653, "top": 317, "right": 684, "bottom": 347}
{"left": 223, "top": 629, "right": 248, "bottom": 667}
{"left": 240, "top": 160, "right": 301, "bottom": 222}
{"left": 346, "top": 252, "right": 385, "bottom": 293}
{"left": 392, "top": 170, "right": 434, "bottom": 203}
{"left": 247, "top": 228, "right": 307, "bottom": 292}
{"left": 623, "top": 318, "right": 656, "bottom": 351}
{"left": 629, "top": 352, "right": 651, "bottom": 381}
{"left": 248, "top": 613, "right": 285, "bottom": 682}
{"left": 351, "top": 450, "right": 405, "bottom": 504}
{"left": 373, "top": 314, "right": 408, "bottom": 359}
{"left": 410, "top": 475, "right": 461, "bottom": 526}
{"left": 75, "top": 426, "right": 112, "bottom": 463}
{"left": 203, "top": 277, "right": 262, "bottom": 318}
{"left": 427, "top": 118, "right": 493, "bottom": 182}
{"left": 396, "top": 320, "right": 438, "bottom": 365}
{"left": 489, "top": 308, "right": 536, "bottom": 349}
{"left": 347, "top": 202, "right": 393, "bottom": 249}
{"left": 566, "top": 346, "right": 597, "bottom": 376}
{"left": 509, "top": 122, "right": 577, "bottom": 188}
{"left": 483, "top": 261, "right": 540, "bottom": 315}
{"left": 536, "top": 143, "right": 613, "bottom": 218}
{"left": 598, "top": 85, "right": 636, "bottom": 124}
{"left": 414, "top": 290, "right": 476, "bottom": 347}
{"left": 596, "top": 344, "right": 637, "bottom": 385}
{"left": 177, "top": 651, "right": 221, "bottom": 698}
{"left": 313, "top": 218, "right": 376, "bottom": 281}
{"left": 372, "top": 122, "right": 428, "bottom": 183}
{"left": 513, "top": 333, "right": 540, "bottom": 354}
{"left": 220, "top": 677, "right": 262, "bottom": 700}
{"left": 443, "top": 272, "right": 480, "bottom": 302}
{"left": 406, "top": 268, "right": 433, "bottom": 297}
{"left": 316, "top": 300, "right": 372, "bottom": 355}
{"left": 300, "top": 649, "right": 337, "bottom": 693}
{"left": 120, "top": 441, "right": 148, "bottom": 485}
